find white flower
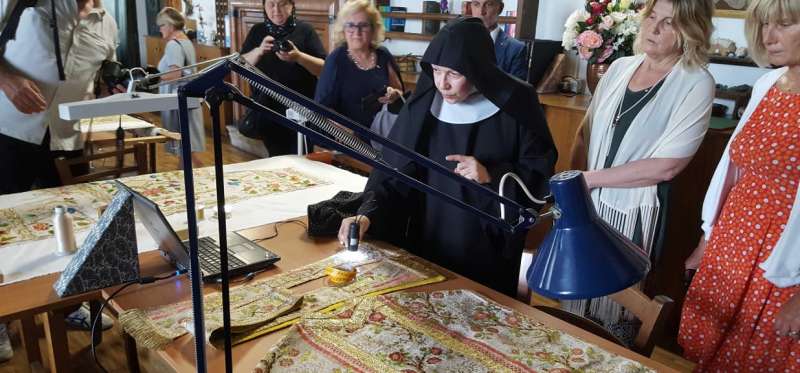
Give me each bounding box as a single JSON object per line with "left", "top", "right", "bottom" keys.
{"left": 562, "top": 8, "right": 590, "bottom": 50}
{"left": 564, "top": 8, "right": 591, "bottom": 30}
{"left": 610, "top": 11, "right": 628, "bottom": 23}
{"left": 562, "top": 29, "right": 578, "bottom": 49}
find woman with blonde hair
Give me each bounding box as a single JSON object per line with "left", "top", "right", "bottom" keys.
{"left": 679, "top": 0, "right": 800, "bottom": 370}
{"left": 156, "top": 7, "right": 205, "bottom": 167}
{"left": 315, "top": 0, "right": 403, "bottom": 136}
{"left": 567, "top": 0, "right": 715, "bottom": 343}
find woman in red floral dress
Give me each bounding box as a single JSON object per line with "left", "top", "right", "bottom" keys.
{"left": 678, "top": 0, "right": 800, "bottom": 371}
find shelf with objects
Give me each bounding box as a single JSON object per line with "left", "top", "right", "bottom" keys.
{"left": 381, "top": 12, "right": 517, "bottom": 42}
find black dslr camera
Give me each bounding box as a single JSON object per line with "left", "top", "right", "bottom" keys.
{"left": 272, "top": 37, "right": 294, "bottom": 53}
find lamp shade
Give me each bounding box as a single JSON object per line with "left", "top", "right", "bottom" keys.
{"left": 526, "top": 170, "right": 650, "bottom": 299}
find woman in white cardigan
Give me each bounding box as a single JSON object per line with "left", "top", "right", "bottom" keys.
{"left": 679, "top": 0, "right": 800, "bottom": 370}
{"left": 568, "top": 0, "right": 715, "bottom": 341}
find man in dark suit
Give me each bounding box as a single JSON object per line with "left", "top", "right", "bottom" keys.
{"left": 469, "top": 0, "right": 527, "bottom": 80}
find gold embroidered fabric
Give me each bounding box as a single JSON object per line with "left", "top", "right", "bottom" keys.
{"left": 120, "top": 245, "right": 446, "bottom": 349}
{"left": 255, "top": 290, "right": 657, "bottom": 373}
{"left": 0, "top": 167, "right": 327, "bottom": 246}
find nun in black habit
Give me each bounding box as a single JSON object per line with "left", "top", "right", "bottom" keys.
{"left": 339, "top": 17, "right": 557, "bottom": 296}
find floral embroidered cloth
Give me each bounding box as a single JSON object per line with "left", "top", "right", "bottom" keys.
{"left": 0, "top": 167, "right": 327, "bottom": 246}
{"left": 119, "top": 245, "right": 446, "bottom": 349}
{"left": 255, "top": 290, "right": 656, "bottom": 373}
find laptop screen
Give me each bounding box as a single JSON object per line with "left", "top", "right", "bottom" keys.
{"left": 115, "top": 181, "right": 191, "bottom": 270}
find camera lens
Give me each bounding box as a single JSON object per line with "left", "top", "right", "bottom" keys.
{"left": 273, "top": 39, "right": 293, "bottom": 53}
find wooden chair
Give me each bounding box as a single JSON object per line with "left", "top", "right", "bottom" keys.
{"left": 533, "top": 287, "right": 674, "bottom": 357}
{"left": 55, "top": 143, "right": 149, "bottom": 185}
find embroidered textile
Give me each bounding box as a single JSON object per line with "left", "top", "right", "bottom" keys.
{"left": 0, "top": 168, "right": 328, "bottom": 246}
{"left": 255, "top": 289, "right": 656, "bottom": 373}
{"left": 119, "top": 245, "right": 446, "bottom": 349}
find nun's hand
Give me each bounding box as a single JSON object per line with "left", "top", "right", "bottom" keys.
{"left": 378, "top": 86, "right": 402, "bottom": 104}
{"left": 338, "top": 215, "right": 371, "bottom": 247}
{"left": 775, "top": 293, "right": 800, "bottom": 340}
{"left": 446, "top": 155, "right": 491, "bottom": 184}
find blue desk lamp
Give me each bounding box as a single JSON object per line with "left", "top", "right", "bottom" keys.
{"left": 526, "top": 170, "right": 651, "bottom": 300}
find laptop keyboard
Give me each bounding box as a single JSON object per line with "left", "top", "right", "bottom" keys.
{"left": 197, "top": 236, "right": 247, "bottom": 274}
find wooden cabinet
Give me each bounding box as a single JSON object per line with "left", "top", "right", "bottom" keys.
{"left": 538, "top": 94, "right": 591, "bottom": 172}
{"left": 144, "top": 36, "right": 232, "bottom": 135}
{"left": 229, "top": 0, "right": 335, "bottom": 122}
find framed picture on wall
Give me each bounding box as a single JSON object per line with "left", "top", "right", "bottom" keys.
{"left": 714, "top": 0, "right": 748, "bottom": 18}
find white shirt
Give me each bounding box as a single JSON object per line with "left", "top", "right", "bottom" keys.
{"left": 489, "top": 26, "right": 500, "bottom": 43}
{"left": 0, "top": 1, "right": 118, "bottom": 150}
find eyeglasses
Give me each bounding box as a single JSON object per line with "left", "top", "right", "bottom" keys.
{"left": 344, "top": 22, "right": 372, "bottom": 33}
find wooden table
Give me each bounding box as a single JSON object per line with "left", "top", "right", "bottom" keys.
{"left": 106, "top": 219, "right": 676, "bottom": 373}
{"left": 0, "top": 271, "right": 103, "bottom": 373}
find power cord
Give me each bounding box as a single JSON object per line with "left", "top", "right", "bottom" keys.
{"left": 90, "top": 269, "right": 187, "bottom": 373}
{"left": 252, "top": 219, "right": 308, "bottom": 243}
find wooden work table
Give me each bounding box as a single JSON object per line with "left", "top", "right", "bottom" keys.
{"left": 105, "top": 218, "right": 675, "bottom": 373}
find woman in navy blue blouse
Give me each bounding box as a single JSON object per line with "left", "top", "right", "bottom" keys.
{"left": 315, "top": 0, "right": 403, "bottom": 133}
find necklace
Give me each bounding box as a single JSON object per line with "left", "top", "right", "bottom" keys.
{"left": 347, "top": 49, "right": 376, "bottom": 70}
{"left": 612, "top": 75, "right": 667, "bottom": 127}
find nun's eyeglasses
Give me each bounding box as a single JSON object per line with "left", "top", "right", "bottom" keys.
{"left": 344, "top": 22, "right": 372, "bottom": 33}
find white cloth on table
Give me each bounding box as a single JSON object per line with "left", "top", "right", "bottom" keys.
{"left": 79, "top": 115, "right": 154, "bottom": 133}
{"left": 0, "top": 156, "right": 367, "bottom": 286}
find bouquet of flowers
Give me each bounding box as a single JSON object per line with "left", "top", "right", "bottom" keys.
{"left": 562, "top": 0, "right": 644, "bottom": 64}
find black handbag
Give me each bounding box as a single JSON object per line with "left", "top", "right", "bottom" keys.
{"left": 237, "top": 108, "right": 267, "bottom": 140}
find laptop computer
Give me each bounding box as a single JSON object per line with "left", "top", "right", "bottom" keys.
{"left": 116, "top": 181, "right": 280, "bottom": 283}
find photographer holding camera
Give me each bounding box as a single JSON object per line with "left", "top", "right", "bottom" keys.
{"left": 239, "top": 0, "right": 326, "bottom": 156}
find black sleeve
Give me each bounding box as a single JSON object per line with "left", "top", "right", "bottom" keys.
{"left": 487, "top": 91, "right": 557, "bottom": 208}
{"left": 300, "top": 22, "right": 327, "bottom": 58}
{"left": 240, "top": 23, "right": 265, "bottom": 55}
{"left": 314, "top": 48, "right": 342, "bottom": 106}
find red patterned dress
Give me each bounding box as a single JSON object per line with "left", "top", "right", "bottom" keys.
{"left": 679, "top": 86, "right": 800, "bottom": 372}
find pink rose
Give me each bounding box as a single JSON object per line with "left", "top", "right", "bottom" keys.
{"left": 576, "top": 30, "right": 603, "bottom": 49}
{"left": 578, "top": 46, "right": 593, "bottom": 60}
{"left": 389, "top": 352, "right": 405, "bottom": 362}
{"left": 597, "top": 46, "right": 614, "bottom": 63}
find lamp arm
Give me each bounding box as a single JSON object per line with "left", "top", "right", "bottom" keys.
{"left": 135, "top": 53, "right": 242, "bottom": 91}
{"left": 499, "top": 172, "right": 550, "bottom": 221}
